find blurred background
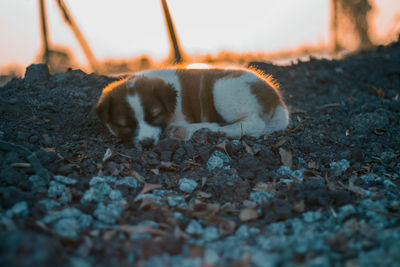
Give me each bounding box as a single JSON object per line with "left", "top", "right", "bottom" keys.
{"left": 0, "top": 0, "right": 399, "bottom": 77}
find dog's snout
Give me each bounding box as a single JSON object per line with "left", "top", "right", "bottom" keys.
{"left": 139, "top": 138, "right": 155, "bottom": 148}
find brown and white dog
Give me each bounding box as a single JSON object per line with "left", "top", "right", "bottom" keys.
{"left": 94, "top": 67, "right": 289, "bottom": 145}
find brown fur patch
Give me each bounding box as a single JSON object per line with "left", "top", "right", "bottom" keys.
{"left": 95, "top": 78, "right": 137, "bottom": 140}
{"left": 176, "top": 69, "right": 243, "bottom": 123}
{"left": 129, "top": 76, "right": 177, "bottom": 129}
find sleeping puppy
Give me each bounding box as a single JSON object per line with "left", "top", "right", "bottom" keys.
{"left": 94, "top": 67, "right": 289, "bottom": 145}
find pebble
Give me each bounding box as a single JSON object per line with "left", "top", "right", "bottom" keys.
{"left": 29, "top": 174, "right": 48, "bottom": 189}
{"left": 329, "top": 159, "right": 350, "bottom": 176}
{"left": 167, "top": 195, "right": 186, "bottom": 207}
{"left": 206, "top": 150, "right": 230, "bottom": 171}
{"left": 201, "top": 226, "right": 219, "bottom": 242}
{"left": 337, "top": 204, "right": 357, "bottom": 220}
{"left": 249, "top": 191, "right": 275, "bottom": 204}
{"left": 5, "top": 201, "right": 29, "bottom": 218}
{"left": 302, "top": 211, "right": 323, "bottom": 223}
{"left": 38, "top": 199, "right": 61, "bottom": 210}
{"left": 54, "top": 175, "right": 77, "bottom": 185}
{"left": 41, "top": 208, "right": 92, "bottom": 239}
{"left": 185, "top": 219, "right": 203, "bottom": 235}
{"left": 276, "top": 166, "right": 304, "bottom": 181}
{"left": 115, "top": 176, "right": 141, "bottom": 189}
{"left": 178, "top": 178, "right": 198, "bottom": 193}
{"left": 48, "top": 181, "right": 71, "bottom": 203}
{"left": 81, "top": 177, "right": 112, "bottom": 204}
{"left": 94, "top": 203, "right": 123, "bottom": 224}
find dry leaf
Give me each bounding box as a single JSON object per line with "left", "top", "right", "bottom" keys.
{"left": 272, "top": 138, "right": 287, "bottom": 150}
{"left": 218, "top": 218, "right": 236, "bottom": 236}
{"left": 41, "top": 147, "right": 55, "bottom": 152}
{"left": 159, "top": 161, "right": 180, "bottom": 171}
{"left": 139, "top": 183, "right": 163, "bottom": 195}
{"left": 201, "top": 177, "right": 208, "bottom": 188}
{"left": 130, "top": 170, "right": 146, "bottom": 184}
{"left": 279, "top": 147, "right": 293, "bottom": 168}
{"left": 292, "top": 200, "right": 305, "bottom": 213}
{"left": 150, "top": 169, "right": 160, "bottom": 175}
{"left": 239, "top": 208, "right": 259, "bottom": 221}
{"left": 118, "top": 225, "right": 167, "bottom": 236}
{"left": 139, "top": 196, "right": 159, "bottom": 210}
{"left": 196, "top": 191, "right": 212, "bottom": 199}
{"left": 11, "top": 163, "right": 31, "bottom": 169}
{"left": 102, "top": 148, "right": 114, "bottom": 163}
{"left": 242, "top": 141, "right": 254, "bottom": 155}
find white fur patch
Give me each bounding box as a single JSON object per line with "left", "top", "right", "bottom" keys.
{"left": 127, "top": 94, "right": 162, "bottom": 143}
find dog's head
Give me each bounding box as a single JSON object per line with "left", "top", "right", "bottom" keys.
{"left": 94, "top": 75, "right": 177, "bottom": 145}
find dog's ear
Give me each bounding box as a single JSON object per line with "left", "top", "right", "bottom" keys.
{"left": 94, "top": 95, "right": 110, "bottom": 123}
{"left": 154, "top": 82, "right": 177, "bottom": 114}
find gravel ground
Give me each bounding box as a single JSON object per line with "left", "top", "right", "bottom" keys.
{"left": 1, "top": 38, "right": 399, "bottom": 267}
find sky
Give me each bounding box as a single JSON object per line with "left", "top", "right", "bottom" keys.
{"left": 0, "top": 0, "right": 399, "bottom": 70}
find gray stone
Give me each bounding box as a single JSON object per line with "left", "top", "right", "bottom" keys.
{"left": 138, "top": 220, "right": 159, "bottom": 229}
{"left": 204, "top": 248, "right": 220, "bottom": 265}
{"left": 24, "top": 64, "right": 50, "bottom": 88}
{"left": 5, "top": 201, "right": 29, "bottom": 218}
{"left": 167, "top": 195, "right": 186, "bottom": 207}
{"left": 329, "top": 159, "right": 350, "bottom": 176}
{"left": 251, "top": 251, "right": 280, "bottom": 267}
{"left": 81, "top": 177, "right": 112, "bottom": 204}
{"left": 206, "top": 150, "right": 230, "bottom": 171}
{"left": 249, "top": 191, "right": 275, "bottom": 204}
{"left": 276, "top": 166, "right": 304, "bottom": 181}
{"left": 94, "top": 202, "right": 123, "bottom": 224}
{"left": 54, "top": 175, "right": 77, "bottom": 185}
{"left": 53, "top": 218, "right": 82, "bottom": 239}
{"left": 29, "top": 174, "right": 48, "bottom": 189}
{"left": 70, "top": 257, "right": 92, "bottom": 267}
{"left": 201, "top": 226, "right": 219, "bottom": 241}
{"left": 38, "top": 199, "right": 61, "bottom": 210}
{"left": 109, "top": 189, "right": 124, "bottom": 201}
{"left": 337, "top": 204, "right": 357, "bottom": 220}
{"left": 178, "top": 178, "right": 198, "bottom": 193}
{"left": 48, "top": 181, "right": 71, "bottom": 203}
{"left": 235, "top": 224, "right": 250, "bottom": 239}
{"left": 41, "top": 208, "right": 92, "bottom": 239}
{"left": 302, "top": 211, "right": 323, "bottom": 223}
{"left": 115, "top": 176, "right": 141, "bottom": 189}
{"left": 185, "top": 219, "right": 203, "bottom": 235}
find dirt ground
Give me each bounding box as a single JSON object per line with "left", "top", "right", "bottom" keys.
{"left": 0, "top": 38, "right": 399, "bottom": 267}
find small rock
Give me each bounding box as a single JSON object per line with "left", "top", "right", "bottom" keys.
{"left": 178, "top": 178, "right": 198, "bottom": 193}
{"left": 302, "top": 210, "right": 323, "bottom": 223}
{"left": 337, "top": 204, "right": 357, "bottom": 220}
{"left": 115, "top": 176, "right": 141, "bottom": 189}
{"left": 38, "top": 199, "right": 61, "bottom": 210}
{"left": 276, "top": 166, "right": 304, "bottom": 181}
{"left": 249, "top": 191, "right": 275, "bottom": 204}
{"left": 81, "top": 177, "right": 112, "bottom": 204}
{"left": 185, "top": 219, "right": 203, "bottom": 235}
{"left": 54, "top": 175, "right": 77, "bottom": 185}
{"left": 201, "top": 226, "right": 219, "bottom": 241}
{"left": 48, "top": 181, "right": 71, "bottom": 203}
{"left": 330, "top": 159, "right": 350, "bottom": 176}
{"left": 206, "top": 150, "right": 230, "bottom": 171}
{"left": 167, "top": 195, "right": 186, "bottom": 207}
{"left": 5, "top": 201, "right": 29, "bottom": 218}
{"left": 94, "top": 202, "right": 123, "bottom": 224}
{"left": 24, "top": 64, "right": 50, "bottom": 89}
{"left": 41, "top": 208, "right": 92, "bottom": 239}
{"left": 29, "top": 174, "right": 48, "bottom": 189}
